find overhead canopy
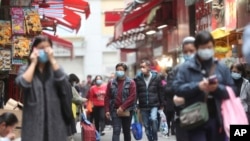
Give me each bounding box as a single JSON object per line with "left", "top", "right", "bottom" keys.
{"left": 104, "top": 10, "right": 123, "bottom": 26}
{"left": 33, "top": 0, "right": 90, "bottom": 32}
{"left": 114, "top": 0, "right": 163, "bottom": 39}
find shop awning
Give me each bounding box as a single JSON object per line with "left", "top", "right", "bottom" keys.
{"left": 34, "top": 0, "right": 90, "bottom": 32}
{"left": 42, "top": 32, "right": 73, "bottom": 55}
{"left": 114, "top": 0, "right": 163, "bottom": 39}
{"left": 104, "top": 10, "right": 123, "bottom": 26}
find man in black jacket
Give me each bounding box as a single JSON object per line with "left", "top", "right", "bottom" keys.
{"left": 134, "top": 60, "right": 165, "bottom": 141}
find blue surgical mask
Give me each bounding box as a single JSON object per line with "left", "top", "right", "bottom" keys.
{"left": 96, "top": 80, "right": 103, "bottom": 85}
{"left": 38, "top": 50, "right": 48, "bottom": 63}
{"left": 197, "top": 49, "right": 214, "bottom": 60}
{"left": 116, "top": 71, "right": 125, "bottom": 78}
{"left": 183, "top": 54, "right": 194, "bottom": 61}
{"left": 231, "top": 72, "right": 242, "bottom": 80}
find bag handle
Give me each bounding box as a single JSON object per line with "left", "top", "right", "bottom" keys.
{"left": 133, "top": 111, "right": 138, "bottom": 123}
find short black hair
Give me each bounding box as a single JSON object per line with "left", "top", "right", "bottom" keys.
{"left": 115, "top": 63, "right": 128, "bottom": 71}
{"left": 140, "top": 59, "right": 151, "bottom": 67}
{"left": 0, "top": 112, "right": 18, "bottom": 126}
{"left": 194, "top": 31, "right": 215, "bottom": 49}
{"left": 69, "top": 73, "right": 80, "bottom": 84}
{"left": 230, "top": 63, "right": 246, "bottom": 78}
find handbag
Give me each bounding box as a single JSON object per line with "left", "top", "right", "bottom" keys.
{"left": 131, "top": 111, "right": 143, "bottom": 140}
{"left": 221, "top": 86, "right": 249, "bottom": 138}
{"left": 180, "top": 102, "right": 209, "bottom": 130}
{"left": 179, "top": 63, "right": 217, "bottom": 130}
{"left": 117, "top": 110, "right": 130, "bottom": 117}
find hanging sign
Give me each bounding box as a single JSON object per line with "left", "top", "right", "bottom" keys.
{"left": 225, "top": 0, "right": 237, "bottom": 30}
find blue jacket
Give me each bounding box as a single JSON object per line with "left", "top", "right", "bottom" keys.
{"left": 173, "top": 56, "right": 236, "bottom": 126}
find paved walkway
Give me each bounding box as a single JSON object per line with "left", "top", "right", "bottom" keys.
{"left": 74, "top": 124, "right": 176, "bottom": 141}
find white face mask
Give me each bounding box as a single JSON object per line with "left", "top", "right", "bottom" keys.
{"left": 197, "top": 48, "right": 214, "bottom": 60}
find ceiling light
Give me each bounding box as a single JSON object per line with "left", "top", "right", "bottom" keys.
{"left": 146, "top": 30, "right": 156, "bottom": 35}
{"left": 157, "top": 24, "right": 168, "bottom": 29}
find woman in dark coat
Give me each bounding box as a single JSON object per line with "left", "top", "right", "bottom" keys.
{"left": 15, "top": 35, "right": 72, "bottom": 141}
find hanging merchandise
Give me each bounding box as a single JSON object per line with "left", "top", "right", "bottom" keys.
{"left": 0, "top": 49, "right": 11, "bottom": 71}
{"left": 0, "top": 20, "right": 12, "bottom": 47}
{"left": 23, "top": 8, "right": 42, "bottom": 35}
{"left": 12, "top": 36, "right": 32, "bottom": 58}
{"left": 11, "top": 8, "right": 26, "bottom": 35}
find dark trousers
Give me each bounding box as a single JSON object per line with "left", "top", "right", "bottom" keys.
{"left": 111, "top": 111, "right": 132, "bottom": 141}
{"left": 188, "top": 118, "right": 225, "bottom": 141}
{"left": 175, "top": 119, "right": 189, "bottom": 141}
{"left": 166, "top": 110, "right": 175, "bottom": 134}
{"left": 93, "top": 106, "right": 105, "bottom": 132}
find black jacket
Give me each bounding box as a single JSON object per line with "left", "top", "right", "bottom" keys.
{"left": 134, "top": 71, "right": 165, "bottom": 109}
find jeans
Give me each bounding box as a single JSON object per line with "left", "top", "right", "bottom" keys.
{"left": 111, "top": 110, "right": 133, "bottom": 141}
{"left": 93, "top": 106, "right": 105, "bottom": 132}
{"left": 141, "top": 107, "right": 158, "bottom": 141}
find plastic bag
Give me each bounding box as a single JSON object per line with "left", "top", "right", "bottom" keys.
{"left": 221, "top": 86, "right": 249, "bottom": 138}
{"left": 131, "top": 112, "right": 143, "bottom": 140}
{"left": 158, "top": 109, "right": 168, "bottom": 135}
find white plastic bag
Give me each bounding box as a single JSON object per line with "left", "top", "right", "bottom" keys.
{"left": 158, "top": 110, "right": 168, "bottom": 135}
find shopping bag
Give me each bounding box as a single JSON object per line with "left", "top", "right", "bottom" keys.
{"left": 158, "top": 109, "right": 168, "bottom": 135}
{"left": 221, "top": 86, "right": 249, "bottom": 138}
{"left": 72, "top": 103, "right": 77, "bottom": 119}
{"left": 131, "top": 112, "right": 143, "bottom": 140}
{"left": 86, "top": 100, "right": 93, "bottom": 113}
{"left": 81, "top": 108, "right": 100, "bottom": 141}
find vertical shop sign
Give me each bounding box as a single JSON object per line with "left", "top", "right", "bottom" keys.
{"left": 225, "top": 0, "right": 236, "bottom": 30}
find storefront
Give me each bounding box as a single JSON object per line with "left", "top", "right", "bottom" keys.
{"left": 0, "top": 0, "right": 90, "bottom": 104}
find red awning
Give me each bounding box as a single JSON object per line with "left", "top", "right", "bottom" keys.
{"left": 42, "top": 32, "right": 73, "bottom": 55}
{"left": 34, "top": 0, "right": 90, "bottom": 31}
{"left": 114, "top": 0, "right": 162, "bottom": 39}
{"left": 104, "top": 10, "right": 123, "bottom": 26}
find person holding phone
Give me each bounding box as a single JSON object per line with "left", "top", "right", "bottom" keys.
{"left": 173, "top": 31, "right": 236, "bottom": 141}
{"left": 15, "top": 35, "right": 72, "bottom": 141}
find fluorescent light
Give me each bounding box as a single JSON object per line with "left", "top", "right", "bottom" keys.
{"left": 146, "top": 30, "right": 156, "bottom": 35}
{"left": 157, "top": 24, "right": 168, "bottom": 29}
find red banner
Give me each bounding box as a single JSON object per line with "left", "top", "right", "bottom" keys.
{"left": 225, "top": 0, "right": 236, "bottom": 30}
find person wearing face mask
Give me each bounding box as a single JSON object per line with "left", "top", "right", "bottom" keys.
{"left": 15, "top": 35, "right": 73, "bottom": 141}
{"left": 165, "top": 36, "right": 196, "bottom": 141}
{"left": 173, "top": 31, "right": 236, "bottom": 141}
{"left": 104, "top": 63, "right": 136, "bottom": 141}
{"left": 134, "top": 60, "right": 165, "bottom": 141}
{"left": 67, "top": 74, "right": 87, "bottom": 141}
{"left": 164, "top": 36, "right": 196, "bottom": 141}
{"left": 230, "top": 63, "right": 250, "bottom": 123}
{"left": 88, "top": 75, "right": 107, "bottom": 136}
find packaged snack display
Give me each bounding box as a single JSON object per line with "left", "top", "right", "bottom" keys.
{"left": 0, "top": 49, "right": 11, "bottom": 70}
{"left": 13, "top": 36, "right": 31, "bottom": 58}
{"left": 0, "top": 20, "right": 12, "bottom": 46}
{"left": 23, "top": 8, "right": 42, "bottom": 35}
{"left": 11, "top": 8, "right": 25, "bottom": 34}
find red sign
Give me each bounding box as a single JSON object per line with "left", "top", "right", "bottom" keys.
{"left": 225, "top": 0, "right": 236, "bottom": 30}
